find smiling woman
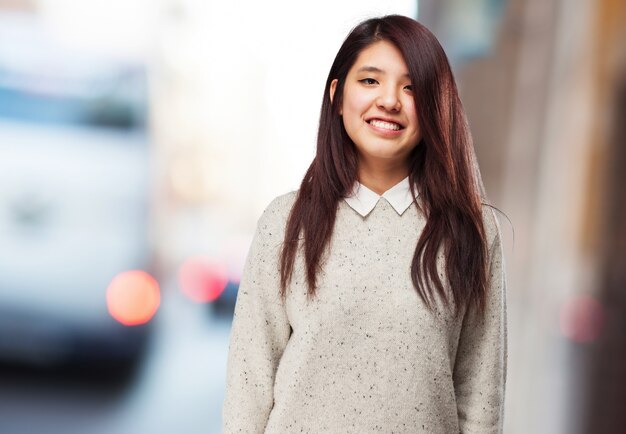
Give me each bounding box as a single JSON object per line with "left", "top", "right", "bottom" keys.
{"left": 330, "top": 40, "right": 422, "bottom": 194}
{"left": 222, "top": 14, "right": 507, "bottom": 434}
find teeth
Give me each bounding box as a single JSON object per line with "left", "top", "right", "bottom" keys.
{"left": 369, "top": 119, "right": 401, "bottom": 131}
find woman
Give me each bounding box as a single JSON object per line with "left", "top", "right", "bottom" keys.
{"left": 222, "top": 14, "right": 507, "bottom": 433}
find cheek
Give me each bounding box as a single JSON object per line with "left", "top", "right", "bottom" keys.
{"left": 402, "top": 97, "right": 417, "bottom": 118}
{"left": 342, "top": 87, "right": 371, "bottom": 117}
{"left": 405, "top": 103, "right": 420, "bottom": 132}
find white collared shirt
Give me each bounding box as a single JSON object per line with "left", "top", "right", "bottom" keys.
{"left": 343, "top": 176, "right": 416, "bottom": 217}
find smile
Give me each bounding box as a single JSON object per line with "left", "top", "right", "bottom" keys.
{"left": 367, "top": 119, "right": 403, "bottom": 131}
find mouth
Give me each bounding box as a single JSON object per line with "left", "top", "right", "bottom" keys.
{"left": 366, "top": 117, "right": 404, "bottom": 131}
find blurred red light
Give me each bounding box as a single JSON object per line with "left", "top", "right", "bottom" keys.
{"left": 559, "top": 294, "right": 605, "bottom": 343}
{"left": 178, "top": 255, "right": 228, "bottom": 303}
{"left": 106, "top": 270, "right": 160, "bottom": 326}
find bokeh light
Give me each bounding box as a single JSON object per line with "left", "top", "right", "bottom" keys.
{"left": 559, "top": 295, "right": 605, "bottom": 343}
{"left": 178, "top": 255, "right": 229, "bottom": 303}
{"left": 106, "top": 270, "right": 160, "bottom": 326}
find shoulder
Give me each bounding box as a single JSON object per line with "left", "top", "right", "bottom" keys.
{"left": 259, "top": 190, "right": 298, "bottom": 223}
{"left": 262, "top": 190, "right": 298, "bottom": 216}
{"left": 246, "top": 190, "right": 299, "bottom": 259}
{"left": 255, "top": 190, "right": 299, "bottom": 238}
{"left": 481, "top": 202, "right": 503, "bottom": 251}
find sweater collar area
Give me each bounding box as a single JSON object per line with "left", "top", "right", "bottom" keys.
{"left": 343, "top": 176, "right": 416, "bottom": 217}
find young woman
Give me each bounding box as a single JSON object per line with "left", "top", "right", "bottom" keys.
{"left": 222, "top": 15, "right": 507, "bottom": 433}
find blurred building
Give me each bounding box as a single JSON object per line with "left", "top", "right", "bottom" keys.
{"left": 421, "top": 0, "right": 626, "bottom": 432}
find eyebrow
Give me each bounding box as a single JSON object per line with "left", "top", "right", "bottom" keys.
{"left": 356, "top": 65, "right": 410, "bottom": 78}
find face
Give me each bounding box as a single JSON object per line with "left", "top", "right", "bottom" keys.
{"left": 330, "top": 40, "right": 421, "bottom": 171}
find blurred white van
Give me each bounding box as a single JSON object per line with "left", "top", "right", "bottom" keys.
{"left": 0, "top": 13, "right": 155, "bottom": 370}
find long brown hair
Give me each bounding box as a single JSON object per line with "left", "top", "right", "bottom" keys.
{"left": 279, "top": 15, "right": 491, "bottom": 318}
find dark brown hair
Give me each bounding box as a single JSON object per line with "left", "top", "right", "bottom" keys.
{"left": 279, "top": 15, "right": 491, "bottom": 318}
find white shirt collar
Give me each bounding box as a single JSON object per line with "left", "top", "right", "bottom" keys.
{"left": 343, "top": 176, "right": 416, "bottom": 217}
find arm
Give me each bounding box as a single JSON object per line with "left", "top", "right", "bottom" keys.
{"left": 453, "top": 221, "right": 508, "bottom": 434}
{"left": 222, "top": 201, "right": 292, "bottom": 433}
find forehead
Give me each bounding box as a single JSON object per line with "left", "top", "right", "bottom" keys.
{"left": 350, "top": 40, "right": 409, "bottom": 75}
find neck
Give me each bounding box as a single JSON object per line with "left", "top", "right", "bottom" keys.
{"left": 357, "top": 159, "right": 409, "bottom": 195}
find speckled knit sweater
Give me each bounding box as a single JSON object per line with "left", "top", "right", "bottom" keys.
{"left": 222, "top": 190, "right": 507, "bottom": 433}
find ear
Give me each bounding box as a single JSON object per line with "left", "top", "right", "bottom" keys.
{"left": 330, "top": 79, "right": 339, "bottom": 111}
{"left": 330, "top": 79, "right": 338, "bottom": 103}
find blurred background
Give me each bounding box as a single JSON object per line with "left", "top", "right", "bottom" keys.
{"left": 0, "top": 0, "right": 623, "bottom": 433}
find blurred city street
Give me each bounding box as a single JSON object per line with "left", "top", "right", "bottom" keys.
{"left": 0, "top": 287, "right": 231, "bottom": 434}
{"left": 0, "top": 0, "right": 624, "bottom": 433}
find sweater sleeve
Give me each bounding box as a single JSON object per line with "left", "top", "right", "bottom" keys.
{"left": 453, "top": 220, "right": 508, "bottom": 434}
{"left": 221, "top": 199, "right": 292, "bottom": 433}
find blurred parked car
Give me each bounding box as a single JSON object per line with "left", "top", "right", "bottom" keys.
{"left": 0, "top": 13, "right": 155, "bottom": 371}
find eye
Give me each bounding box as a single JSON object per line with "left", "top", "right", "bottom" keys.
{"left": 404, "top": 84, "right": 414, "bottom": 92}
{"left": 359, "top": 78, "right": 378, "bottom": 85}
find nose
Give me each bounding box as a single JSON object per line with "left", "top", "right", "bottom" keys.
{"left": 376, "top": 86, "right": 401, "bottom": 112}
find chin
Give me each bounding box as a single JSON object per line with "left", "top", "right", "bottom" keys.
{"left": 360, "top": 147, "right": 407, "bottom": 161}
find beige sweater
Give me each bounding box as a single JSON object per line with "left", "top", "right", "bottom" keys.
{"left": 222, "top": 191, "right": 507, "bottom": 433}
